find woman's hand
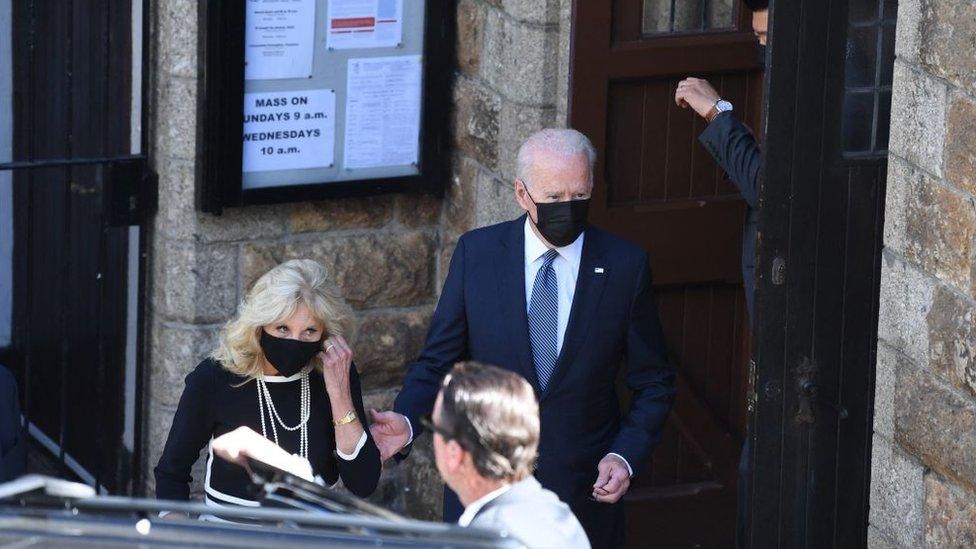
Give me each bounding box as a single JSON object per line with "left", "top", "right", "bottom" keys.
{"left": 321, "top": 335, "right": 364, "bottom": 456}
{"left": 212, "top": 425, "right": 290, "bottom": 467}
{"left": 212, "top": 426, "right": 316, "bottom": 481}
{"left": 320, "top": 335, "right": 353, "bottom": 398}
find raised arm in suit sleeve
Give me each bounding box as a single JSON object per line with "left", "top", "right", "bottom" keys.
{"left": 609, "top": 254, "right": 676, "bottom": 471}
{"left": 698, "top": 111, "right": 761, "bottom": 209}
{"left": 393, "top": 237, "right": 469, "bottom": 441}
{"left": 335, "top": 363, "right": 381, "bottom": 497}
{"left": 153, "top": 364, "right": 216, "bottom": 500}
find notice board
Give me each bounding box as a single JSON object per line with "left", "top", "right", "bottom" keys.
{"left": 196, "top": 0, "right": 452, "bottom": 213}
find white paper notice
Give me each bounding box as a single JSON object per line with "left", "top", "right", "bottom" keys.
{"left": 243, "top": 89, "right": 336, "bottom": 172}
{"left": 327, "top": 0, "right": 403, "bottom": 50}
{"left": 343, "top": 55, "right": 422, "bottom": 170}
{"left": 245, "top": 0, "right": 315, "bottom": 80}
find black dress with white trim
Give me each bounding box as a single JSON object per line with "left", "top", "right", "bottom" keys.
{"left": 154, "top": 358, "right": 380, "bottom": 512}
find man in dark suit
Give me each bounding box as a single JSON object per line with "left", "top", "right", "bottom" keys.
{"left": 370, "top": 128, "right": 675, "bottom": 547}
{"left": 674, "top": 2, "right": 768, "bottom": 546}
{"left": 0, "top": 365, "right": 26, "bottom": 482}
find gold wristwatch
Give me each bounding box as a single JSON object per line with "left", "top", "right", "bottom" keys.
{"left": 333, "top": 410, "right": 358, "bottom": 427}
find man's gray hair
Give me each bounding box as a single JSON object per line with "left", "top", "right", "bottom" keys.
{"left": 516, "top": 128, "right": 597, "bottom": 187}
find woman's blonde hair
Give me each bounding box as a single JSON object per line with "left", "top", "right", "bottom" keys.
{"left": 212, "top": 258, "right": 354, "bottom": 380}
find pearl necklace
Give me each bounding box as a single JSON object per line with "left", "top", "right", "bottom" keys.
{"left": 256, "top": 367, "right": 311, "bottom": 460}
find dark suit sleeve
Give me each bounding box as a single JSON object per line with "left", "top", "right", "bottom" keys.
{"left": 0, "top": 367, "right": 26, "bottom": 482}
{"left": 335, "top": 363, "right": 381, "bottom": 497}
{"left": 393, "top": 237, "right": 469, "bottom": 441}
{"left": 698, "top": 111, "right": 761, "bottom": 209}
{"left": 609, "top": 254, "right": 676, "bottom": 471}
{"left": 153, "top": 364, "right": 216, "bottom": 500}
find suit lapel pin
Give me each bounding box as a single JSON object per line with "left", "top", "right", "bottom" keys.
{"left": 594, "top": 267, "right": 605, "bottom": 274}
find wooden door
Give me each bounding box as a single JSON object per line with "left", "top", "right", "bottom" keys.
{"left": 749, "top": 0, "right": 894, "bottom": 545}
{"left": 570, "top": 1, "right": 762, "bottom": 547}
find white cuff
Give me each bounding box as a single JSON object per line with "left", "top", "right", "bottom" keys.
{"left": 336, "top": 431, "right": 368, "bottom": 461}
{"left": 606, "top": 452, "right": 634, "bottom": 477}
{"left": 404, "top": 416, "right": 414, "bottom": 445}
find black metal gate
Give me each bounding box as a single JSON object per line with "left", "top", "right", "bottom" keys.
{"left": 0, "top": 0, "right": 154, "bottom": 495}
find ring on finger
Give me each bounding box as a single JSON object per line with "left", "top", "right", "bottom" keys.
{"left": 325, "top": 343, "right": 335, "bottom": 353}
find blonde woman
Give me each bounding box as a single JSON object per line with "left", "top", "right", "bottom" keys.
{"left": 154, "top": 259, "right": 380, "bottom": 513}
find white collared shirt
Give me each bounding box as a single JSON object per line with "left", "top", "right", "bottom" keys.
{"left": 523, "top": 218, "right": 584, "bottom": 355}
{"left": 458, "top": 484, "right": 512, "bottom": 527}
{"left": 522, "top": 218, "right": 633, "bottom": 478}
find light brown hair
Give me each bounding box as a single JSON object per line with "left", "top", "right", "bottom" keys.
{"left": 439, "top": 361, "right": 540, "bottom": 482}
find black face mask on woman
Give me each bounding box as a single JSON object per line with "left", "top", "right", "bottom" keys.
{"left": 525, "top": 187, "right": 591, "bottom": 248}
{"left": 260, "top": 331, "right": 322, "bottom": 377}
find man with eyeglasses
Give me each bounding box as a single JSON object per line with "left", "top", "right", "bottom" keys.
{"left": 423, "top": 361, "right": 589, "bottom": 548}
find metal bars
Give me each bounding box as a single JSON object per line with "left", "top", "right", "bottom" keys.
{"left": 643, "top": 0, "right": 735, "bottom": 35}
{"left": 841, "top": 0, "right": 898, "bottom": 157}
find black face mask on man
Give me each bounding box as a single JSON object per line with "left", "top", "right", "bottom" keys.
{"left": 757, "top": 44, "right": 768, "bottom": 71}
{"left": 524, "top": 185, "right": 591, "bottom": 248}
{"left": 260, "top": 330, "right": 322, "bottom": 377}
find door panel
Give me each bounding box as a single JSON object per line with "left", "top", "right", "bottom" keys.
{"left": 571, "top": 1, "right": 761, "bottom": 546}
{"left": 750, "top": 0, "right": 893, "bottom": 546}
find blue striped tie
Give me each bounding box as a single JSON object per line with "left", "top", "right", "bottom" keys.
{"left": 528, "top": 249, "right": 560, "bottom": 392}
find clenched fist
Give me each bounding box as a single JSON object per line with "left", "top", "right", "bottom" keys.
{"left": 675, "top": 77, "right": 721, "bottom": 119}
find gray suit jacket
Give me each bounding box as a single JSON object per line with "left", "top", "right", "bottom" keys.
{"left": 468, "top": 477, "right": 590, "bottom": 548}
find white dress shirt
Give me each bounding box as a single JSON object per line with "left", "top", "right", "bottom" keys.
{"left": 523, "top": 219, "right": 633, "bottom": 478}
{"left": 458, "top": 484, "right": 512, "bottom": 527}
{"left": 524, "top": 218, "right": 583, "bottom": 356}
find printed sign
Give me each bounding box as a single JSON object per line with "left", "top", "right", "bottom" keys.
{"left": 245, "top": 0, "right": 316, "bottom": 80}
{"left": 343, "top": 55, "right": 422, "bottom": 169}
{"left": 327, "top": 0, "right": 403, "bottom": 50}
{"left": 243, "top": 89, "right": 336, "bottom": 172}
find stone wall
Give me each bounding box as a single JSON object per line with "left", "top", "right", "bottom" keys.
{"left": 445, "top": 0, "right": 569, "bottom": 263}
{"left": 142, "top": 0, "right": 571, "bottom": 519}
{"left": 870, "top": 0, "right": 976, "bottom": 546}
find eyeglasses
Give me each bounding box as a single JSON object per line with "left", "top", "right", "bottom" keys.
{"left": 419, "top": 413, "right": 453, "bottom": 441}
{"left": 421, "top": 413, "right": 482, "bottom": 456}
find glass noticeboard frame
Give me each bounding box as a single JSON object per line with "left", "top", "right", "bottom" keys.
{"left": 196, "top": 0, "right": 452, "bottom": 213}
